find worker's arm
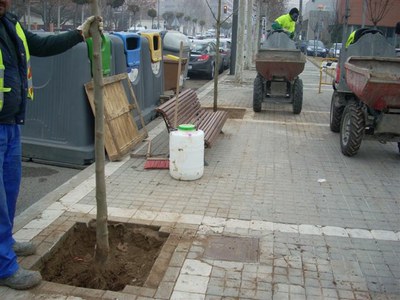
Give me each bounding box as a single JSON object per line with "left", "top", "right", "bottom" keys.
{"left": 271, "top": 21, "right": 283, "bottom": 31}
{"left": 25, "top": 30, "right": 83, "bottom": 57}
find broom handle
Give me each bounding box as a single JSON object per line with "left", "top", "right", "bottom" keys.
{"left": 173, "top": 41, "right": 184, "bottom": 129}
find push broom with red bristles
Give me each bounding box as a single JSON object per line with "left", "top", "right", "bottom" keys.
{"left": 143, "top": 140, "right": 169, "bottom": 169}
{"left": 144, "top": 42, "right": 184, "bottom": 170}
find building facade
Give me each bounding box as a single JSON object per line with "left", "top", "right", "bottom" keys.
{"left": 301, "top": 0, "right": 399, "bottom": 46}
{"left": 336, "top": 0, "right": 400, "bottom": 46}
{"left": 302, "top": 0, "right": 336, "bottom": 44}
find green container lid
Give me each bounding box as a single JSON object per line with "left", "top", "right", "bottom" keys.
{"left": 86, "top": 34, "right": 112, "bottom": 76}
{"left": 178, "top": 124, "right": 196, "bottom": 131}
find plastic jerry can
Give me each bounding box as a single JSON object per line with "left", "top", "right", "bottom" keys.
{"left": 169, "top": 124, "right": 204, "bottom": 180}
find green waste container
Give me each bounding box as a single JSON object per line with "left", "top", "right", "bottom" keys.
{"left": 86, "top": 34, "right": 112, "bottom": 76}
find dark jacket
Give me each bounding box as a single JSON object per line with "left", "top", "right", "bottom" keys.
{"left": 0, "top": 13, "right": 84, "bottom": 124}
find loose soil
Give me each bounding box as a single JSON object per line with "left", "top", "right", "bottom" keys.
{"left": 41, "top": 221, "right": 168, "bottom": 291}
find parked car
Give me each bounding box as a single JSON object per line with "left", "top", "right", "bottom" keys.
{"left": 329, "top": 42, "right": 342, "bottom": 58}
{"left": 128, "top": 25, "right": 147, "bottom": 32}
{"left": 188, "top": 39, "right": 223, "bottom": 79}
{"left": 219, "top": 38, "right": 231, "bottom": 69}
{"left": 306, "top": 40, "right": 327, "bottom": 57}
{"left": 297, "top": 40, "right": 308, "bottom": 53}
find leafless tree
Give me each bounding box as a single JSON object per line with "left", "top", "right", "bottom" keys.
{"left": 326, "top": 0, "right": 341, "bottom": 43}
{"left": 366, "top": 0, "right": 393, "bottom": 27}
{"left": 264, "top": 0, "right": 288, "bottom": 26}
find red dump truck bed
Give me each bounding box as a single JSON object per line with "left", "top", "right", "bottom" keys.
{"left": 255, "top": 49, "right": 306, "bottom": 81}
{"left": 344, "top": 56, "right": 400, "bottom": 110}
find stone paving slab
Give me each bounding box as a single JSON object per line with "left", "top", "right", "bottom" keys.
{"left": 2, "top": 61, "right": 399, "bottom": 299}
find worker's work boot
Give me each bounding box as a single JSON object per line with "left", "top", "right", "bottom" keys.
{"left": 13, "top": 241, "right": 36, "bottom": 256}
{"left": 0, "top": 267, "right": 42, "bottom": 290}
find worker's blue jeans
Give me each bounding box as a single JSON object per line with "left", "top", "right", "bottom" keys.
{"left": 0, "top": 124, "right": 20, "bottom": 278}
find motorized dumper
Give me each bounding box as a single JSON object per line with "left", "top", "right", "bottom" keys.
{"left": 253, "top": 31, "right": 306, "bottom": 113}
{"left": 330, "top": 29, "right": 400, "bottom": 156}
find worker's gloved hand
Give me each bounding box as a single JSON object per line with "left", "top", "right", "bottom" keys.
{"left": 77, "top": 16, "right": 104, "bottom": 40}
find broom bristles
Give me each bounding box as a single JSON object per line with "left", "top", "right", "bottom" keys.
{"left": 144, "top": 159, "right": 169, "bottom": 169}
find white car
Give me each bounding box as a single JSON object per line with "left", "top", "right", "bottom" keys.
{"left": 329, "top": 43, "right": 342, "bottom": 58}
{"left": 128, "top": 25, "right": 147, "bottom": 32}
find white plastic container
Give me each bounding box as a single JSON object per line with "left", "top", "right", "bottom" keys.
{"left": 169, "top": 124, "right": 204, "bottom": 180}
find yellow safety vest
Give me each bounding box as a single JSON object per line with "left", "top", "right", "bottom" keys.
{"left": 345, "top": 31, "right": 356, "bottom": 48}
{"left": 0, "top": 22, "right": 33, "bottom": 111}
{"left": 275, "top": 14, "right": 296, "bottom": 34}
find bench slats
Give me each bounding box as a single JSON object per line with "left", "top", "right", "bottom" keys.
{"left": 156, "top": 89, "right": 228, "bottom": 147}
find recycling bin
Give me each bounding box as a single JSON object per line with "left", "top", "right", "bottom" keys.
{"left": 140, "top": 32, "right": 162, "bottom": 63}
{"left": 140, "top": 34, "right": 164, "bottom": 122}
{"left": 163, "top": 54, "right": 188, "bottom": 92}
{"left": 86, "top": 34, "right": 112, "bottom": 76}
{"left": 110, "top": 33, "right": 145, "bottom": 121}
{"left": 160, "top": 30, "right": 191, "bottom": 80}
{"left": 21, "top": 32, "right": 94, "bottom": 166}
{"left": 111, "top": 32, "right": 141, "bottom": 70}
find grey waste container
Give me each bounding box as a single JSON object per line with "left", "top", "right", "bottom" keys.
{"left": 139, "top": 32, "right": 164, "bottom": 122}
{"left": 21, "top": 32, "right": 94, "bottom": 166}
{"left": 110, "top": 33, "right": 147, "bottom": 122}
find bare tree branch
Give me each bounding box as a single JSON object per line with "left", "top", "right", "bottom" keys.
{"left": 366, "top": 0, "right": 393, "bottom": 26}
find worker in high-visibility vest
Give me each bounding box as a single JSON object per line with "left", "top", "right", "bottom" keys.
{"left": 0, "top": 1, "right": 102, "bottom": 290}
{"left": 268, "top": 8, "right": 300, "bottom": 97}
{"left": 271, "top": 7, "right": 299, "bottom": 39}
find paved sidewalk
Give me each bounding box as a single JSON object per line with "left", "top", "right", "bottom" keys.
{"left": 2, "top": 61, "right": 399, "bottom": 299}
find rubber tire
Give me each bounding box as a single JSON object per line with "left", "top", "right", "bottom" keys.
{"left": 292, "top": 79, "right": 303, "bottom": 114}
{"left": 253, "top": 74, "right": 264, "bottom": 112}
{"left": 330, "top": 91, "right": 344, "bottom": 133}
{"left": 340, "top": 101, "right": 365, "bottom": 157}
{"left": 208, "top": 63, "right": 215, "bottom": 80}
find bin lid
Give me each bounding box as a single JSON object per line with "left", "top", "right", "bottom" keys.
{"left": 178, "top": 124, "right": 196, "bottom": 131}
{"left": 163, "top": 31, "right": 190, "bottom": 52}
{"left": 163, "top": 54, "right": 188, "bottom": 63}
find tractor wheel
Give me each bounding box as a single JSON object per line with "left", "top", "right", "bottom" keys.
{"left": 330, "top": 91, "right": 345, "bottom": 133}
{"left": 292, "top": 79, "right": 303, "bottom": 114}
{"left": 340, "top": 101, "right": 365, "bottom": 157}
{"left": 253, "top": 74, "right": 264, "bottom": 112}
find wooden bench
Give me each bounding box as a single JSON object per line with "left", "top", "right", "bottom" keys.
{"left": 156, "top": 89, "right": 228, "bottom": 148}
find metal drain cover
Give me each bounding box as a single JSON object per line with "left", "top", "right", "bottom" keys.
{"left": 203, "top": 236, "right": 259, "bottom": 263}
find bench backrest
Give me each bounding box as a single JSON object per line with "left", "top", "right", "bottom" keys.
{"left": 156, "top": 89, "right": 202, "bottom": 129}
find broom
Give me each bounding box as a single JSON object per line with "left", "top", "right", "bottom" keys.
{"left": 144, "top": 140, "right": 169, "bottom": 169}
{"left": 144, "top": 42, "right": 184, "bottom": 170}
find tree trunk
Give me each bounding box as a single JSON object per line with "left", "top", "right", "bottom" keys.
{"left": 213, "top": 0, "right": 223, "bottom": 112}
{"left": 235, "top": 0, "right": 246, "bottom": 83}
{"left": 89, "top": 0, "right": 109, "bottom": 266}
{"left": 245, "top": 0, "right": 253, "bottom": 70}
